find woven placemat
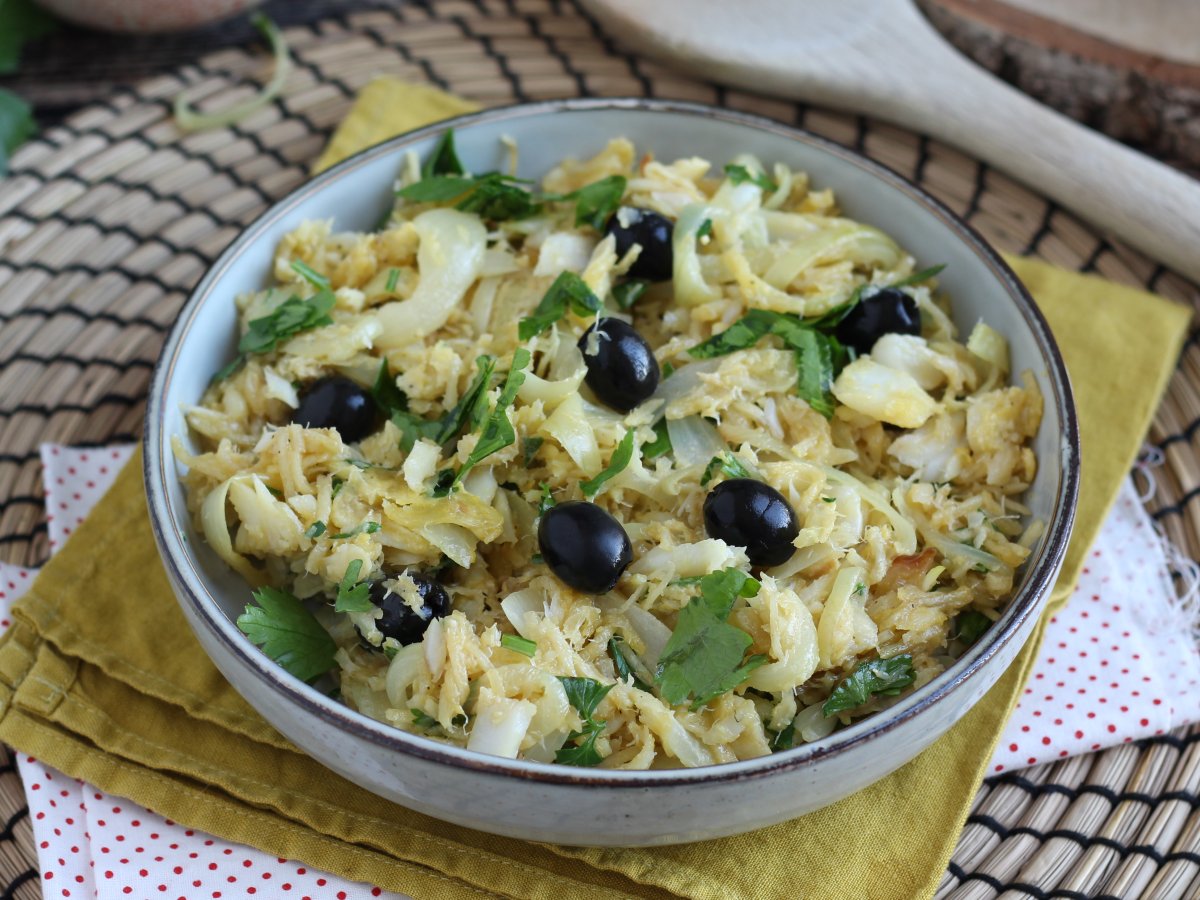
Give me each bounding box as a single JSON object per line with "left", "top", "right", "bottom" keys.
{"left": 1, "top": 2, "right": 1198, "bottom": 897}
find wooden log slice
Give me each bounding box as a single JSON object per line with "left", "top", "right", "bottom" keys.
{"left": 920, "top": 0, "right": 1200, "bottom": 171}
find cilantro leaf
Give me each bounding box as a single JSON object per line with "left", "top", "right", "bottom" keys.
{"left": 654, "top": 568, "right": 765, "bottom": 709}
{"left": 290, "top": 259, "right": 330, "bottom": 290}
{"left": 0, "top": 89, "right": 36, "bottom": 176}
{"left": 724, "top": 163, "right": 777, "bottom": 193}
{"left": 612, "top": 279, "right": 649, "bottom": 310}
{"left": 522, "top": 436, "right": 544, "bottom": 467}
{"left": 642, "top": 418, "right": 672, "bottom": 460}
{"left": 954, "top": 610, "right": 991, "bottom": 644}
{"left": 518, "top": 271, "right": 603, "bottom": 340}
{"left": 700, "top": 452, "right": 752, "bottom": 487}
{"left": 608, "top": 636, "right": 652, "bottom": 692}
{"left": 451, "top": 349, "right": 532, "bottom": 489}
{"left": 371, "top": 358, "right": 408, "bottom": 417}
{"left": 0, "top": 0, "right": 58, "bottom": 75}
{"left": 422, "top": 129, "right": 465, "bottom": 178}
{"left": 237, "top": 586, "right": 336, "bottom": 682}
{"left": 334, "top": 558, "right": 373, "bottom": 612}
{"left": 822, "top": 655, "right": 916, "bottom": 717}
{"left": 579, "top": 430, "right": 634, "bottom": 498}
{"left": 563, "top": 175, "right": 626, "bottom": 230}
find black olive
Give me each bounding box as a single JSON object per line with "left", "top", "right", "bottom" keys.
{"left": 703, "top": 479, "right": 799, "bottom": 568}
{"left": 604, "top": 206, "right": 674, "bottom": 281}
{"left": 292, "top": 376, "right": 377, "bottom": 442}
{"left": 538, "top": 501, "right": 633, "bottom": 594}
{"left": 578, "top": 319, "right": 661, "bottom": 412}
{"left": 365, "top": 574, "right": 451, "bottom": 647}
{"left": 834, "top": 287, "right": 921, "bottom": 354}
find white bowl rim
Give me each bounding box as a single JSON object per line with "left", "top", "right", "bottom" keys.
{"left": 144, "top": 96, "right": 1080, "bottom": 788}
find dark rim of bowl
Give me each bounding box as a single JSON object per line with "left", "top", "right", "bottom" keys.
{"left": 145, "top": 97, "right": 1080, "bottom": 788}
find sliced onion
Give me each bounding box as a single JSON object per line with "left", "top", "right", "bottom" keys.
{"left": 654, "top": 358, "right": 721, "bottom": 406}
{"left": 666, "top": 415, "right": 726, "bottom": 467}
{"left": 200, "top": 477, "right": 263, "bottom": 585}
{"left": 174, "top": 14, "right": 293, "bottom": 132}
{"left": 624, "top": 605, "right": 673, "bottom": 669}
{"left": 500, "top": 588, "right": 544, "bottom": 639}
{"left": 466, "top": 687, "right": 537, "bottom": 759}
{"left": 385, "top": 643, "right": 428, "bottom": 708}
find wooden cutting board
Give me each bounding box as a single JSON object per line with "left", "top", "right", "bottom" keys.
{"left": 923, "top": 0, "right": 1200, "bottom": 171}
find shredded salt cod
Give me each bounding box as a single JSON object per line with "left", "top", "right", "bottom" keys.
{"left": 174, "top": 131, "right": 1042, "bottom": 768}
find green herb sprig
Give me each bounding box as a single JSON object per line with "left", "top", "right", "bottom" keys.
{"left": 518, "top": 271, "right": 603, "bottom": 340}
{"left": 236, "top": 586, "right": 336, "bottom": 683}
{"left": 822, "top": 655, "right": 916, "bottom": 717}
{"left": 214, "top": 291, "right": 336, "bottom": 381}
{"left": 555, "top": 676, "right": 615, "bottom": 766}
{"left": 580, "top": 430, "right": 634, "bottom": 498}
{"left": 334, "top": 559, "right": 373, "bottom": 612}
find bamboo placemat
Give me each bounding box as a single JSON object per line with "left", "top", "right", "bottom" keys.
{"left": 0, "top": 2, "right": 1198, "bottom": 897}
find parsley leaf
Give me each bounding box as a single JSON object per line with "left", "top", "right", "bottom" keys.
{"left": 518, "top": 271, "right": 603, "bottom": 340}
{"left": 822, "top": 655, "right": 916, "bottom": 717}
{"left": 334, "top": 558, "right": 373, "bottom": 612}
{"left": 522, "top": 436, "right": 544, "bottom": 467}
{"left": 371, "top": 358, "right": 408, "bottom": 417}
{"left": 579, "top": 430, "right": 634, "bottom": 498}
{"left": 700, "top": 452, "right": 752, "bottom": 487}
{"left": 688, "top": 309, "right": 780, "bottom": 359}
{"left": 393, "top": 354, "right": 496, "bottom": 453}
{"left": 290, "top": 259, "right": 330, "bottom": 290}
{"left": 555, "top": 676, "right": 615, "bottom": 767}
{"left": 538, "top": 482, "right": 555, "bottom": 514}
{"left": 696, "top": 218, "right": 714, "bottom": 240}
{"left": 654, "top": 568, "right": 765, "bottom": 709}
{"left": 0, "top": 0, "right": 58, "bottom": 75}
{"left": 421, "top": 129, "right": 465, "bottom": 178}
{"left": 450, "top": 349, "right": 532, "bottom": 489}
{"left": 0, "top": 89, "right": 36, "bottom": 176}
{"left": 410, "top": 708, "right": 440, "bottom": 729}
{"left": 215, "top": 291, "right": 336, "bottom": 380}
{"left": 398, "top": 172, "right": 541, "bottom": 221}
{"left": 612, "top": 279, "right": 649, "bottom": 310}
{"left": 608, "top": 636, "right": 653, "bottom": 692}
{"left": 385, "top": 268, "right": 401, "bottom": 293}
{"left": 304, "top": 521, "right": 326, "bottom": 539}
{"left": 236, "top": 586, "right": 337, "bottom": 682}
{"left": 889, "top": 264, "right": 946, "bottom": 289}
{"left": 724, "top": 163, "right": 777, "bottom": 193}
{"left": 790, "top": 327, "right": 837, "bottom": 418}
{"left": 563, "top": 175, "right": 626, "bottom": 230}
{"left": 642, "top": 418, "right": 672, "bottom": 460}
{"left": 954, "top": 610, "right": 991, "bottom": 644}
{"left": 768, "top": 719, "right": 796, "bottom": 751}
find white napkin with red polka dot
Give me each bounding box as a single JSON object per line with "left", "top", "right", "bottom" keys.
{"left": 2, "top": 444, "right": 1197, "bottom": 896}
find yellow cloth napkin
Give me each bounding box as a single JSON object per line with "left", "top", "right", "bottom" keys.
{"left": 0, "top": 79, "right": 1190, "bottom": 900}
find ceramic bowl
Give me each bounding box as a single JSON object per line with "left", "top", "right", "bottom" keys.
{"left": 144, "top": 99, "right": 1079, "bottom": 847}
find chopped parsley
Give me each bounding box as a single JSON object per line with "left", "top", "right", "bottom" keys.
{"left": 385, "top": 268, "right": 401, "bottom": 293}
{"left": 410, "top": 708, "right": 440, "bottom": 729}
{"left": 501, "top": 633, "right": 537, "bottom": 657}
{"left": 214, "top": 291, "right": 336, "bottom": 381}
{"left": 522, "top": 436, "right": 544, "bottom": 467}
{"left": 696, "top": 218, "right": 714, "bottom": 240}
{"left": 538, "top": 482, "right": 555, "bottom": 514}
{"left": 236, "top": 586, "right": 336, "bottom": 682}
{"left": 822, "top": 655, "right": 916, "bottom": 717}
{"left": 608, "top": 635, "right": 652, "bottom": 692}
{"left": 687, "top": 309, "right": 841, "bottom": 418}
{"left": 398, "top": 171, "right": 541, "bottom": 221}
{"left": 518, "top": 271, "right": 603, "bottom": 341}
{"left": 304, "top": 521, "right": 326, "bottom": 539}
{"left": 370, "top": 358, "right": 408, "bottom": 418}
{"left": 642, "top": 418, "right": 672, "bottom": 460}
{"left": 700, "top": 452, "right": 752, "bottom": 487}
{"left": 330, "top": 477, "right": 345, "bottom": 499}
{"left": 555, "top": 676, "right": 615, "bottom": 766}
{"left": 392, "top": 354, "right": 496, "bottom": 452}
{"left": 579, "top": 430, "right": 634, "bottom": 498}
{"left": 954, "top": 610, "right": 991, "bottom": 644}
{"left": 654, "top": 568, "right": 766, "bottom": 709}
{"left": 334, "top": 558, "right": 373, "bottom": 612}
{"left": 612, "top": 278, "right": 649, "bottom": 310}
{"left": 724, "top": 163, "right": 777, "bottom": 193}
{"left": 768, "top": 719, "right": 796, "bottom": 751}
{"left": 448, "top": 348, "right": 532, "bottom": 490}
{"left": 561, "top": 175, "right": 626, "bottom": 230}
{"left": 421, "top": 129, "right": 465, "bottom": 178}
